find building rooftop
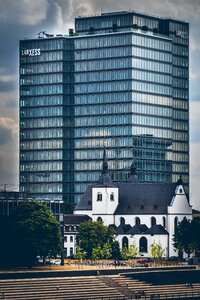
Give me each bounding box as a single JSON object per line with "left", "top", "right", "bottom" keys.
{"left": 76, "top": 9, "right": 188, "bottom": 23}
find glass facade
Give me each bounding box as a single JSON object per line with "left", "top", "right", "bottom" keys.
{"left": 19, "top": 11, "right": 189, "bottom": 208}
{"left": 19, "top": 37, "right": 74, "bottom": 205}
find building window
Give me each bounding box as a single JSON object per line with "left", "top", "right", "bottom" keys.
{"left": 163, "top": 217, "right": 166, "bottom": 228}
{"left": 110, "top": 193, "right": 114, "bottom": 201}
{"left": 97, "top": 217, "right": 102, "bottom": 222}
{"left": 97, "top": 192, "right": 102, "bottom": 201}
{"left": 122, "top": 236, "right": 129, "bottom": 249}
{"left": 151, "top": 216, "right": 156, "bottom": 227}
{"left": 174, "top": 216, "right": 179, "bottom": 234}
{"left": 139, "top": 237, "right": 148, "bottom": 253}
{"left": 64, "top": 236, "right": 67, "bottom": 242}
{"left": 70, "top": 247, "right": 73, "bottom": 255}
{"left": 135, "top": 217, "right": 141, "bottom": 225}
{"left": 120, "top": 217, "right": 125, "bottom": 226}
{"left": 64, "top": 248, "right": 67, "bottom": 257}
{"left": 70, "top": 236, "right": 73, "bottom": 242}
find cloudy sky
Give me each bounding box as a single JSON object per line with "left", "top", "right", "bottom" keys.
{"left": 0, "top": 0, "right": 199, "bottom": 208}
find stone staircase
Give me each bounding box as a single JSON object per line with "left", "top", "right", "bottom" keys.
{"left": 0, "top": 276, "right": 125, "bottom": 299}
{"left": 111, "top": 275, "right": 200, "bottom": 299}
{"left": 1, "top": 274, "right": 200, "bottom": 299}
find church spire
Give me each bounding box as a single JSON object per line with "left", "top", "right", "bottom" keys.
{"left": 96, "top": 144, "right": 116, "bottom": 187}
{"left": 102, "top": 144, "right": 108, "bottom": 173}
{"left": 177, "top": 175, "right": 183, "bottom": 185}
{"left": 128, "top": 161, "right": 139, "bottom": 183}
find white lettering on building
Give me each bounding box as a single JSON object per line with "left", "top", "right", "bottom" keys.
{"left": 21, "top": 49, "right": 41, "bottom": 56}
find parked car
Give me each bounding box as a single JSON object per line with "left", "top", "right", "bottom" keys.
{"left": 52, "top": 259, "right": 61, "bottom": 265}
{"left": 137, "top": 258, "right": 151, "bottom": 263}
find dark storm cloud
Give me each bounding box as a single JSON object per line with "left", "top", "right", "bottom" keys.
{"left": 0, "top": 0, "right": 199, "bottom": 206}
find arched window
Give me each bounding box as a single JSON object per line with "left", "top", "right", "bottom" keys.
{"left": 151, "top": 216, "right": 156, "bottom": 227}
{"left": 97, "top": 192, "right": 102, "bottom": 201}
{"left": 135, "top": 217, "right": 141, "bottom": 225}
{"left": 97, "top": 217, "right": 102, "bottom": 222}
{"left": 139, "top": 237, "right": 148, "bottom": 253}
{"left": 120, "top": 217, "right": 125, "bottom": 226}
{"left": 110, "top": 193, "right": 114, "bottom": 201}
{"left": 163, "top": 216, "right": 166, "bottom": 228}
{"left": 174, "top": 217, "right": 179, "bottom": 233}
{"left": 122, "top": 236, "right": 129, "bottom": 249}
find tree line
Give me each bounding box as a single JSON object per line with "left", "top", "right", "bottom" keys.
{"left": 1, "top": 200, "right": 200, "bottom": 267}
{"left": 173, "top": 217, "right": 200, "bottom": 258}
{"left": 0, "top": 200, "right": 62, "bottom": 267}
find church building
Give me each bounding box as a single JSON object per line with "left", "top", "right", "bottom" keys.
{"left": 73, "top": 147, "right": 192, "bottom": 258}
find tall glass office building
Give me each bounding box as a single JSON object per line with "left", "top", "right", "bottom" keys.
{"left": 19, "top": 11, "right": 189, "bottom": 209}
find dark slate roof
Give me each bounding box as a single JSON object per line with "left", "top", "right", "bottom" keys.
{"left": 63, "top": 214, "right": 91, "bottom": 224}
{"left": 75, "top": 181, "right": 178, "bottom": 214}
{"left": 108, "top": 224, "right": 117, "bottom": 231}
{"left": 116, "top": 224, "right": 132, "bottom": 234}
{"left": 115, "top": 182, "right": 177, "bottom": 215}
{"left": 145, "top": 224, "right": 168, "bottom": 235}
{"left": 128, "top": 224, "right": 148, "bottom": 234}
{"left": 96, "top": 172, "right": 116, "bottom": 187}
{"left": 75, "top": 185, "right": 93, "bottom": 210}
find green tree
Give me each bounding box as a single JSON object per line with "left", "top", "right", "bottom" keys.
{"left": 101, "top": 242, "right": 112, "bottom": 259}
{"left": 76, "top": 220, "right": 115, "bottom": 259}
{"left": 0, "top": 216, "right": 11, "bottom": 267}
{"left": 191, "top": 217, "right": 200, "bottom": 256}
{"left": 75, "top": 244, "right": 86, "bottom": 260}
{"left": 92, "top": 245, "right": 102, "bottom": 259}
{"left": 120, "top": 241, "right": 139, "bottom": 260}
{"left": 9, "top": 200, "right": 62, "bottom": 267}
{"left": 120, "top": 247, "right": 129, "bottom": 260}
{"left": 111, "top": 240, "right": 121, "bottom": 259}
{"left": 151, "top": 242, "right": 165, "bottom": 260}
{"left": 173, "top": 218, "right": 193, "bottom": 258}
{"left": 128, "top": 241, "right": 139, "bottom": 258}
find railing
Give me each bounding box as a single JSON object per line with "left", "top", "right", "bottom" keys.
{"left": 96, "top": 273, "right": 200, "bottom": 299}
{"left": 97, "top": 271, "right": 134, "bottom": 298}
{"left": 92, "top": 290, "right": 200, "bottom": 299}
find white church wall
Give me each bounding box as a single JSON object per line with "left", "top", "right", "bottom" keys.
{"left": 74, "top": 210, "right": 93, "bottom": 218}
{"left": 115, "top": 214, "right": 167, "bottom": 228}
{"left": 167, "top": 185, "right": 192, "bottom": 257}
{"left": 168, "top": 185, "right": 192, "bottom": 215}
{"left": 116, "top": 234, "right": 168, "bottom": 258}
{"left": 92, "top": 187, "right": 119, "bottom": 215}
{"left": 167, "top": 214, "right": 192, "bottom": 257}
{"left": 92, "top": 214, "right": 115, "bottom": 225}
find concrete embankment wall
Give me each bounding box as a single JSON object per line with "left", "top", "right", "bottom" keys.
{"left": 124, "top": 268, "right": 200, "bottom": 284}
{"left": 0, "top": 266, "right": 196, "bottom": 280}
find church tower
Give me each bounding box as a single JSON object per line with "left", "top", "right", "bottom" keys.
{"left": 92, "top": 146, "right": 119, "bottom": 223}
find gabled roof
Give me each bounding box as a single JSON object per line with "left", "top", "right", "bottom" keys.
{"left": 145, "top": 224, "right": 168, "bottom": 235}
{"left": 128, "top": 224, "right": 148, "bottom": 234}
{"left": 115, "top": 182, "right": 177, "bottom": 214}
{"left": 75, "top": 182, "right": 178, "bottom": 214}
{"left": 115, "top": 224, "right": 132, "bottom": 234}
{"left": 108, "top": 224, "right": 117, "bottom": 231}
{"left": 75, "top": 185, "right": 93, "bottom": 210}
{"left": 63, "top": 214, "right": 91, "bottom": 224}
